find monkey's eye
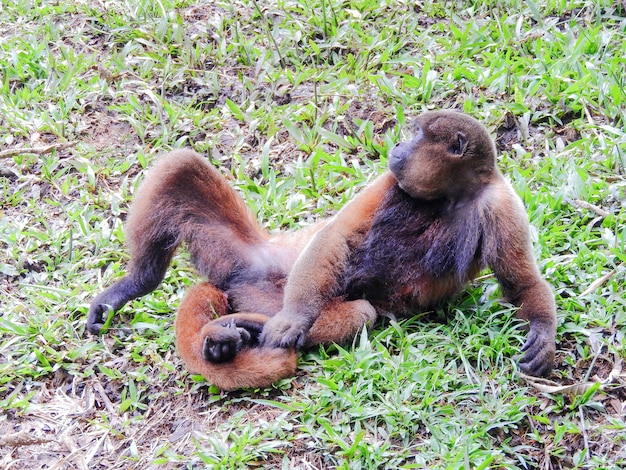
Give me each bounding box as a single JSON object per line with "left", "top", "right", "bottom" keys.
{"left": 412, "top": 125, "right": 423, "bottom": 140}
{"left": 450, "top": 132, "right": 467, "bottom": 156}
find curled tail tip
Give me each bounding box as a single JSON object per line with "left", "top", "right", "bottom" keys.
{"left": 191, "top": 346, "right": 298, "bottom": 391}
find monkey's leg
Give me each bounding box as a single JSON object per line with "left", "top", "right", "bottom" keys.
{"left": 87, "top": 241, "right": 176, "bottom": 334}
{"left": 305, "top": 299, "right": 378, "bottom": 347}
{"left": 88, "top": 149, "right": 268, "bottom": 334}
{"left": 175, "top": 283, "right": 297, "bottom": 390}
{"left": 175, "top": 282, "right": 231, "bottom": 363}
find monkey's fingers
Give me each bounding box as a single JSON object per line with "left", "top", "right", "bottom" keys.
{"left": 260, "top": 316, "right": 309, "bottom": 349}
{"left": 86, "top": 310, "right": 104, "bottom": 335}
{"left": 517, "top": 329, "right": 555, "bottom": 377}
{"left": 236, "top": 327, "right": 252, "bottom": 344}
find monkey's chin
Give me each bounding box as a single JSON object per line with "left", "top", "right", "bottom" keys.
{"left": 396, "top": 182, "right": 442, "bottom": 201}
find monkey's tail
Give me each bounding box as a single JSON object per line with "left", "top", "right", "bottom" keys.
{"left": 185, "top": 347, "right": 298, "bottom": 392}
{"left": 175, "top": 283, "right": 297, "bottom": 391}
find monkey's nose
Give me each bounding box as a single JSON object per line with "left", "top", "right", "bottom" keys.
{"left": 389, "top": 142, "right": 411, "bottom": 174}
{"left": 390, "top": 141, "right": 412, "bottom": 162}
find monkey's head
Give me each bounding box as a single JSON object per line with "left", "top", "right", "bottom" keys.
{"left": 389, "top": 111, "right": 497, "bottom": 201}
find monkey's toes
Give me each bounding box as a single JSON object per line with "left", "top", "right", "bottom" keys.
{"left": 86, "top": 303, "right": 110, "bottom": 335}
{"left": 517, "top": 347, "right": 554, "bottom": 377}
{"left": 203, "top": 336, "right": 238, "bottom": 363}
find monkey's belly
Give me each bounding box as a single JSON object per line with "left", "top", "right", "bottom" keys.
{"left": 225, "top": 271, "right": 286, "bottom": 316}
{"left": 346, "top": 271, "right": 466, "bottom": 313}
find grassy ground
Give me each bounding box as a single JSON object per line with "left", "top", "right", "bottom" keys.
{"left": 1, "top": 0, "right": 625, "bottom": 468}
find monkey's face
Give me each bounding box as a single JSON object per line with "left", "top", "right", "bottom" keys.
{"left": 389, "top": 111, "right": 496, "bottom": 201}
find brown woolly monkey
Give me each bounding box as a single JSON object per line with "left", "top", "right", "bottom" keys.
{"left": 88, "top": 110, "right": 557, "bottom": 390}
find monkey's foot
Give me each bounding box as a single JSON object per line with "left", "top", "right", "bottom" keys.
{"left": 201, "top": 314, "right": 267, "bottom": 363}
{"left": 86, "top": 302, "right": 110, "bottom": 335}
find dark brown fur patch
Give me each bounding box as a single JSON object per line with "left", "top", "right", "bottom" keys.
{"left": 342, "top": 185, "right": 485, "bottom": 310}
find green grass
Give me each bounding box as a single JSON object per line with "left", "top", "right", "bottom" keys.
{"left": 1, "top": 0, "right": 625, "bottom": 468}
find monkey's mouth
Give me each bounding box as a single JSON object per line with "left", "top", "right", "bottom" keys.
{"left": 388, "top": 153, "right": 405, "bottom": 176}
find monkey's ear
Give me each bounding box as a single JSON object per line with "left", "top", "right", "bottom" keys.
{"left": 451, "top": 132, "right": 468, "bottom": 156}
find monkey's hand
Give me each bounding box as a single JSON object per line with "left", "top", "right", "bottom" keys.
{"left": 517, "top": 320, "right": 556, "bottom": 377}
{"left": 87, "top": 294, "right": 124, "bottom": 335}
{"left": 260, "top": 312, "right": 311, "bottom": 349}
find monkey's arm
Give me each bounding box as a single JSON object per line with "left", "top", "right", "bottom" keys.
{"left": 261, "top": 173, "right": 397, "bottom": 348}
{"left": 487, "top": 179, "right": 557, "bottom": 376}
